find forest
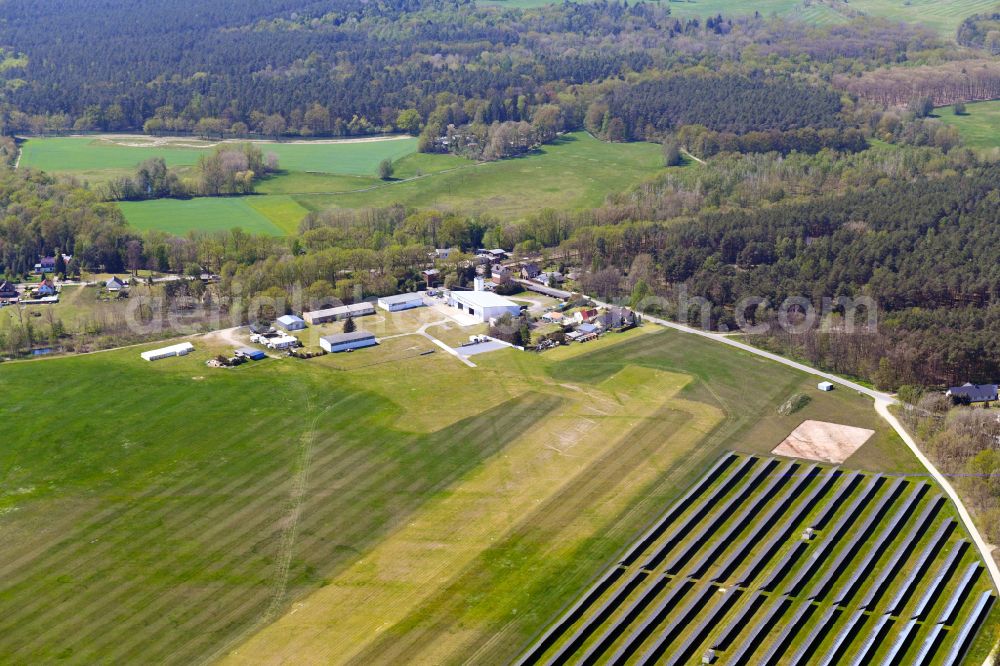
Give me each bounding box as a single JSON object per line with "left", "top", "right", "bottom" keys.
{"left": 0, "top": 0, "right": 956, "bottom": 141}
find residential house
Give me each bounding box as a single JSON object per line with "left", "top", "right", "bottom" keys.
{"left": 34, "top": 256, "right": 56, "bottom": 274}
{"left": 598, "top": 307, "right": 637, "bottom": 331}
{"left": 946, "top": 383, "right": 998, "bottom": 404}
{"left": 0, "top": 280, "right": 19, "bottom": 301}
{"left": 491, "top": 264, "right": 512, "bottom": 281}
{"left": 106, "top": 276, "right": 127, "bottom": 292}
{"left": 541, "top": 311, "right": 565, "bottom": 324}
{"left": 434, "top": 248, "right": 454, "bottom": 260}
{"left": 536, "top": 271, "right": 564, "bottom": 285}
{"left": 520, "top": 263, "right": 541, "bottom": 280}
{"left": 574, "top": 308, "right": 599, "bottom": 325}
{"left": 34, "top": 279, "right": 57, "bottom": 297}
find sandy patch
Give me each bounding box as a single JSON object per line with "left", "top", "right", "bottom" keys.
{"left": 772, "top": 419, "right": 875, "bottom": 463}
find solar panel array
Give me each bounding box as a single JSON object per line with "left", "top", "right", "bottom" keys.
{"left": 516, "top": 452, "right": 997, "bottom": 666}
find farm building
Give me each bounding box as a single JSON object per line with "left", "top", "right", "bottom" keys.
{"left": 946, "top": 383, "right": 998, "bottom": 403}
{"left": 448, "top": 290, "right": 521, "bottom": 324}
{"left": 320, "top": 330, "right": 378, "bottom": 353}
{"left": 140, "top": 342, "right": 194, "bottom": 362}
{"left": 377, "top": 292, "right": 425, "bottom": 312}
{"left": 235, "top": 347, "right": 266, "bottom": 361}
{"left": 818, "top": 381, "right": 834, "bottom": 391}
{"left": 106, "top": 277, "right": 127, "bottom": 292}
{"left": 276, "top": 314, "right": 306, "bottom": 331}
{"left": 303, "top": 302, "right": 374, "bottom": 325}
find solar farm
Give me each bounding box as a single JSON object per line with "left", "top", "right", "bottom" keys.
{"left": 518, "top": 453, "right": 996, "bottom": 665}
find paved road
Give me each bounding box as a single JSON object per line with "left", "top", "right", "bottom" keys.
{"left": 591, "top": 299, "right": 1000, "bottom": 594}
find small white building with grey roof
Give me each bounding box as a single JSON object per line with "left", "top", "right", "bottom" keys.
{"left": 377, "top": 292, "right": 425, "bottom": 312}
{"left": 320, "top": 330, "right": 378, "bottom": 353}
{"left": 276, "top": 314, "right": 306, "bottom": 331}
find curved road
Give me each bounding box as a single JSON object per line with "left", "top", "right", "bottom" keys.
{"left": 591, "top": 299, "right": 1000, "bottom": 594}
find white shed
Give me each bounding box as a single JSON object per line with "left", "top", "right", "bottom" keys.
{"left": 818, "top": 381, "right": 834, "bottom": 392}
{"left": 141, "top": 342, "right": 194, "bottom": 362}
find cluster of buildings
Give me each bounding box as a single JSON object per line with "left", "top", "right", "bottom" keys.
{"left": 538, "top": 305, "right": 638, "bottom": 345}
{"left": 0, "top": 278, "right": 60, "bottom": 305}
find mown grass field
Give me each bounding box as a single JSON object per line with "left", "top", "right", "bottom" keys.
{"left": 18, "top": 135, "right": 418, "bottom": 181}
{"left": 287, "top": 133, "right": 671, "bottom": 218}
{"left": 23, "top": 132, "right": 669, "bottom": 234}
{"left": 118, "top": 195, "right": 309, "bottom": 236}
{"left": 225, "top": 329, "right": 930, "bottom": 665}
{"left": 0, "top": 319, "right": 933, "bottom": 665}
{"left": 483, "top": 0, "right": 995, "bottom": 35}
{"left": 937, "top": 100, "right": 1000, "bottom": 150}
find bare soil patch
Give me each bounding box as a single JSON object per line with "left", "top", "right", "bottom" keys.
{"left": 772, "top": 419, "right": 874, "bottom": 463}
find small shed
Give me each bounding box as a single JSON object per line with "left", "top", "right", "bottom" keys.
{"left": 236, "top": 347, "right": 266, "bottom": 361}
{"left": 276, "top": 314, "right": 306, "bottom": 331}
{"left": 818, "top": 381, "right": 834, "bottom": 392}
{"left": 321, "top": 330, "right": 378, "bottom": 353}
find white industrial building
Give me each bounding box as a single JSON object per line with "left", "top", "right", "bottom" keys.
{"left": 448, "top": 289, "right": 521, "bottom": 324}
{"left": 303, "top": 302, "right": 375, "bottom": 325}
{"left": 140, "top": 342, "right": 194, "bottom": 362}
{"left": 320, "top": 330, "right": 378, "bottom": 353}
{"left": 377, "top": 292, "right": 425, "bottom": 312}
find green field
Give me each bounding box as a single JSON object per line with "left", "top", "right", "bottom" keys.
{"left": 937, "top": 100, "right": 1000, "bottom": 150}
{"left": 19, "top": 135, "right": 418, "bottom": 181}
{"left": 109, "top": 132, "right": 671, "bottom": 234}
{"left": 0, "top": 319, "right": 939, "bottom": 664}
{"left": 284, "top": 132, "right": 671, "bottom": 218}
{"left": 484, "top": 0, "right": 998, "bottom": 36}
{"left": 118, "top": 194, "right": 311, "bottom": 236}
